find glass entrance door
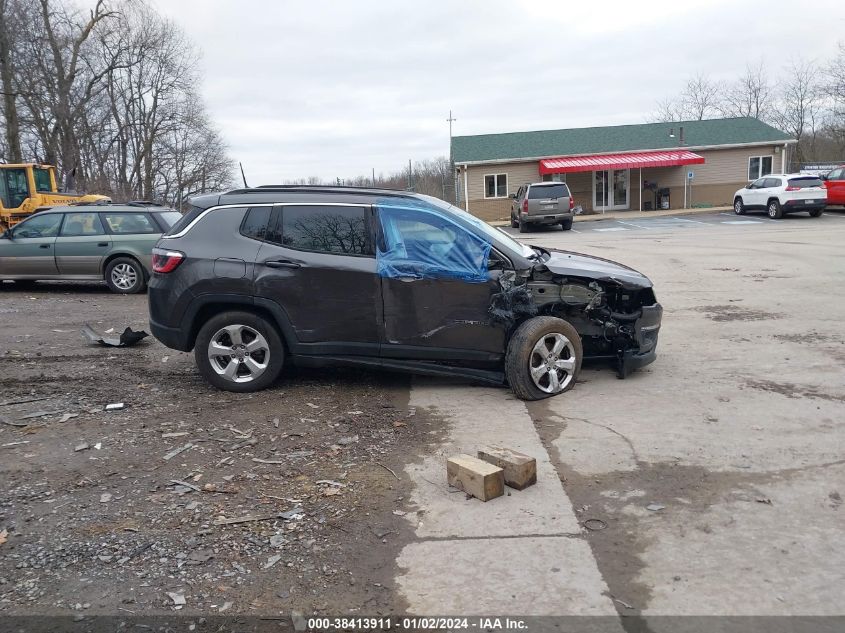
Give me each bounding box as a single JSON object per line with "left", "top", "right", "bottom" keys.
{"left": 593, "top": 169, "right": 630, "bottom": 211}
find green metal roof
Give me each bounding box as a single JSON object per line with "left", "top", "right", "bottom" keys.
{"left": 452, "top": 117, "right": 793, "bottom": 164}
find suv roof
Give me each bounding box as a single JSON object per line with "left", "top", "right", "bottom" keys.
{"left": 189, "top": 186, "right": 422, "bottom": 210}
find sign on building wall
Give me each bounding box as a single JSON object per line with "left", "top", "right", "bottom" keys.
{"left": 800, "top": 162, "right": 842, "bottom": 176}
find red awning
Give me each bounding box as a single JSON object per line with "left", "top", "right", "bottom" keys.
{"left": 539, "top": 150, "right": 705, "bottom": 174}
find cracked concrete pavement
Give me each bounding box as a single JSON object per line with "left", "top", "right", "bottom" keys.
{"left": 394, "top": 212, "right": 845, "bottom": 622}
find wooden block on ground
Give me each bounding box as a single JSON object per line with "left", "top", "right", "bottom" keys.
{"left": 446, "top": 454, "right": 504, "bottom": 501}
{"left": 477, "top": 446, "right": 537, "bottom": 490}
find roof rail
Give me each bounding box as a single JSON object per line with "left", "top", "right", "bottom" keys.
{"left": 125, "top": 200, "right": 164, "bottom": 207}
{"left": 225, "top": 185, "right": 409, "bottom": 195}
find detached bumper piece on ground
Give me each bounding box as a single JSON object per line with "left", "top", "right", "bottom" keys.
{"left": 81, "top": 323, "right": 149, "bottom": 347}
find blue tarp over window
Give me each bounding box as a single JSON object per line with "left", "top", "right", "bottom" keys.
{"left": 375, "top": 199, "right": 491, "bottom": 284}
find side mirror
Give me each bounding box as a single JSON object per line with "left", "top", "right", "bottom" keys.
{"left": 1, "top": 229, "right": 11, "bottom": 240}
{"left": 819, "top": 174, "right": 828, "bottom": 181}
{"left": 509, "top": 193, "right": 517, "bottom": 199}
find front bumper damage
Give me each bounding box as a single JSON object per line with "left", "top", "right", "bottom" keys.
{"left": 617, "top": 303, "right": 662, "bottom": 377}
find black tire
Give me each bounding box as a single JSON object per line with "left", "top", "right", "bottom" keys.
{"left": 518, "top": 220, "right": 530, "bottom": 233}
{"left": 809, "top": 208, "right": 823, "bottom": 218}
{"left": 510, "top": 213, "right": 519, "bottom": 228}
{"left": 561, "top": 217, "right": 573, "bottom": 231}
{"left": 105, "top": 256, "right": 146, "bottom": 294}
{"left": 194, "top": 310, "right": 285, "bottom": 393}
{"left": 505, "top": 316, "right": 583, "bottom": 401}
{"left": 767, "top": 198, "right": 783, "bottom": 219}
{"left": 733, "top": 198, "right": 745, "bottom": 215}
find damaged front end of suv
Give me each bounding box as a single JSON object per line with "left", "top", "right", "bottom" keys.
{"left": 491, "top": 247, "right": 662, "bottom": 378}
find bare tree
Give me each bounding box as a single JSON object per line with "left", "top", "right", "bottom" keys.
{"left": 651, "top": 97, "right": 684, "bottom": 123}
{"left": 772, "top": 59, "right": 823, "bottom": 165}
{"left": 0, "top": 0, "right": 25, "bottom": 161}
{"left": 680, "top": 73, "right": 722, "bottom": 120}
{"left": 651, "top": 74, "right": 722, "bottom": 122}
{"left": 823, "top": 42, "right": 845, "bottom": 156}
{"left": 721, "top": 62, "right": 772, "bottom": 121}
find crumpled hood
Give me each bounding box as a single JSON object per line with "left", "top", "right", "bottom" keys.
{"left": 538, "top": 249, "right": 653, "bottom": 289}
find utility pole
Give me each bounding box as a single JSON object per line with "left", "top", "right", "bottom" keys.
{"left": 372, "top": 167, "right": 375, "bottom": 187}
{"left": 447, "top": 110, "right": 457, "bottom": 204}
{"left": 408, "top": 159, "right": 413, "bottom": 191}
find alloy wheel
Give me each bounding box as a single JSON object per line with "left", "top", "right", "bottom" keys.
{"left": 528, "top": 332, "right": 576, "bottom": 394}
{"left": 207, "top": 324, "right": 270, "bottom": 384}
{"left": 110, "top": 263, "right": 138, "bottom": 290}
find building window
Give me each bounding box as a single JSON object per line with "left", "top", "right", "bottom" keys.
{"left": 748, "top": 155, "right": 773, "bottom": 181}
{"left": 542, "top": 173, "right": 567, "bottom": 183}
{"left": 484, "top": 174, "right": 507, "bottom": 198}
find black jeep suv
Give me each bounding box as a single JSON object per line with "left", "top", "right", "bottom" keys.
{"left": 148, "top": 186, "right": 662, "bottom": 400}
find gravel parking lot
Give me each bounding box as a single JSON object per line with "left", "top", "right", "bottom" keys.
{"left": 1, "top": 210, "right": 844, "bottom": 625}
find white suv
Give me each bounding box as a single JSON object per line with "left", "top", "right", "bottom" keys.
{"left": 733, "top": 174, "right": 827, "bottom": 219}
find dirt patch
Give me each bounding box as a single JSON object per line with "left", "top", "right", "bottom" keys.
{"left": 0, "top": 283, "right": 440, "bottom": 617}
{"left": 696, "top": 304, "right": 781, "bottom": 322}
{"left": 743, "top": 379, "right": 845, "bottom": 403}
{"left": 773, "top": 332, "right": 841, "bottom": 345}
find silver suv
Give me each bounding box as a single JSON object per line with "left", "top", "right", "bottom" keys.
{"left": 510, "top": 182, "right": 574, "bottom": 232}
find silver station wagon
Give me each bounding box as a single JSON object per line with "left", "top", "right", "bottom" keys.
{"left": 0, "top": 204, "right": 181, "bottom": 293}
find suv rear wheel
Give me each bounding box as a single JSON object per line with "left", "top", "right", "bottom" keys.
{"left": 561, "top": 217, "right": 573, "bottom": 231}
{"left": 505, "top": 316, "right": 582, "bottom": 400}
{"left": 195, "top": 311, "right": 284, "bottom": 392}
{"left": 767, "top": 199, "right": 783, "bottom": 219}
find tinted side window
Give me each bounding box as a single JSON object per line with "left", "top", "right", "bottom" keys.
{"left": 164, "top": 205, "right": 203, "bottom": 236}
{"left": 280, "top": 205, "right": 371, "bottom": 256}
{"left": 61, "top": 212, "right": 105, "bottom": 236}
{"left": 12, "top": 213, "right": 62, "bottom": 238}
{"left": 240, "top": 207, "right": 272, "bottom": 240}
{"left": 103, "top": 213, "right": 158, "bottom": 234}
{"left": 763, "top": 178, "right": 782, "bottom": 188}
{"left": 155, "top": 211, "right": 183, "bottom": 229}
{"left": 33, "top": 168, "right": 52, "bottom": 193}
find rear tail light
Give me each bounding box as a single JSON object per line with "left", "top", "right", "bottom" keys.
{"left": 152, "top": 248, "right": 185, "bottom": 273}
{"left": 785, "top": 186, "right": 801, "bottom": 191}
{"left": 569, "top": 196, "right": 575, "bottom": 210}
{"left": 522, "top": 199, "right": 528, "bottom": 214}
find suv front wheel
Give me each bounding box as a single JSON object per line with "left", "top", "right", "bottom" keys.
{"left": 195, "top": 311, "right": 284, "bottom": 392}
{"left": 505, "top": 316, "right": 583, "bottom": 400}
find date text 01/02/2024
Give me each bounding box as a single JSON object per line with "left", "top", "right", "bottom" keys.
{"left": 305, "top": 617, "right": 528, "bottom": 630}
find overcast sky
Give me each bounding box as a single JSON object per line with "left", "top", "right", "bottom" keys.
{"left": 153, "top": 0, "right": 843, "bottom": 185}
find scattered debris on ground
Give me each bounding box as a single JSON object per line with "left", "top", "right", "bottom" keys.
{"left": 81, "top": 324, "right": 149, "bottom": 347}
{"left": 0, "top": 285, "right": 437, "bottom": 617}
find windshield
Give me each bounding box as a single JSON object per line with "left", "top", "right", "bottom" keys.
{"left": 416, "top": 194, "right": 535, "bottom": 259}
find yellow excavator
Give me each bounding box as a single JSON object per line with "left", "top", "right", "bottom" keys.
{"left": 0, "top": 163, "right": 111, "bottom": 227}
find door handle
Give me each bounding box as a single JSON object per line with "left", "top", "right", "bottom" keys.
{"left": 39, "top": 244, "right": 51, "bottom": 249}
{"left": 265, "top": 260, "right": 301, "bottom": 269}
{"left": 97, "top": 242, "right": 109, "bottom": 247}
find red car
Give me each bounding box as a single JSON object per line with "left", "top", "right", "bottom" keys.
{"left": 823, "top": 165, "right": 845, "bottom": 207}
